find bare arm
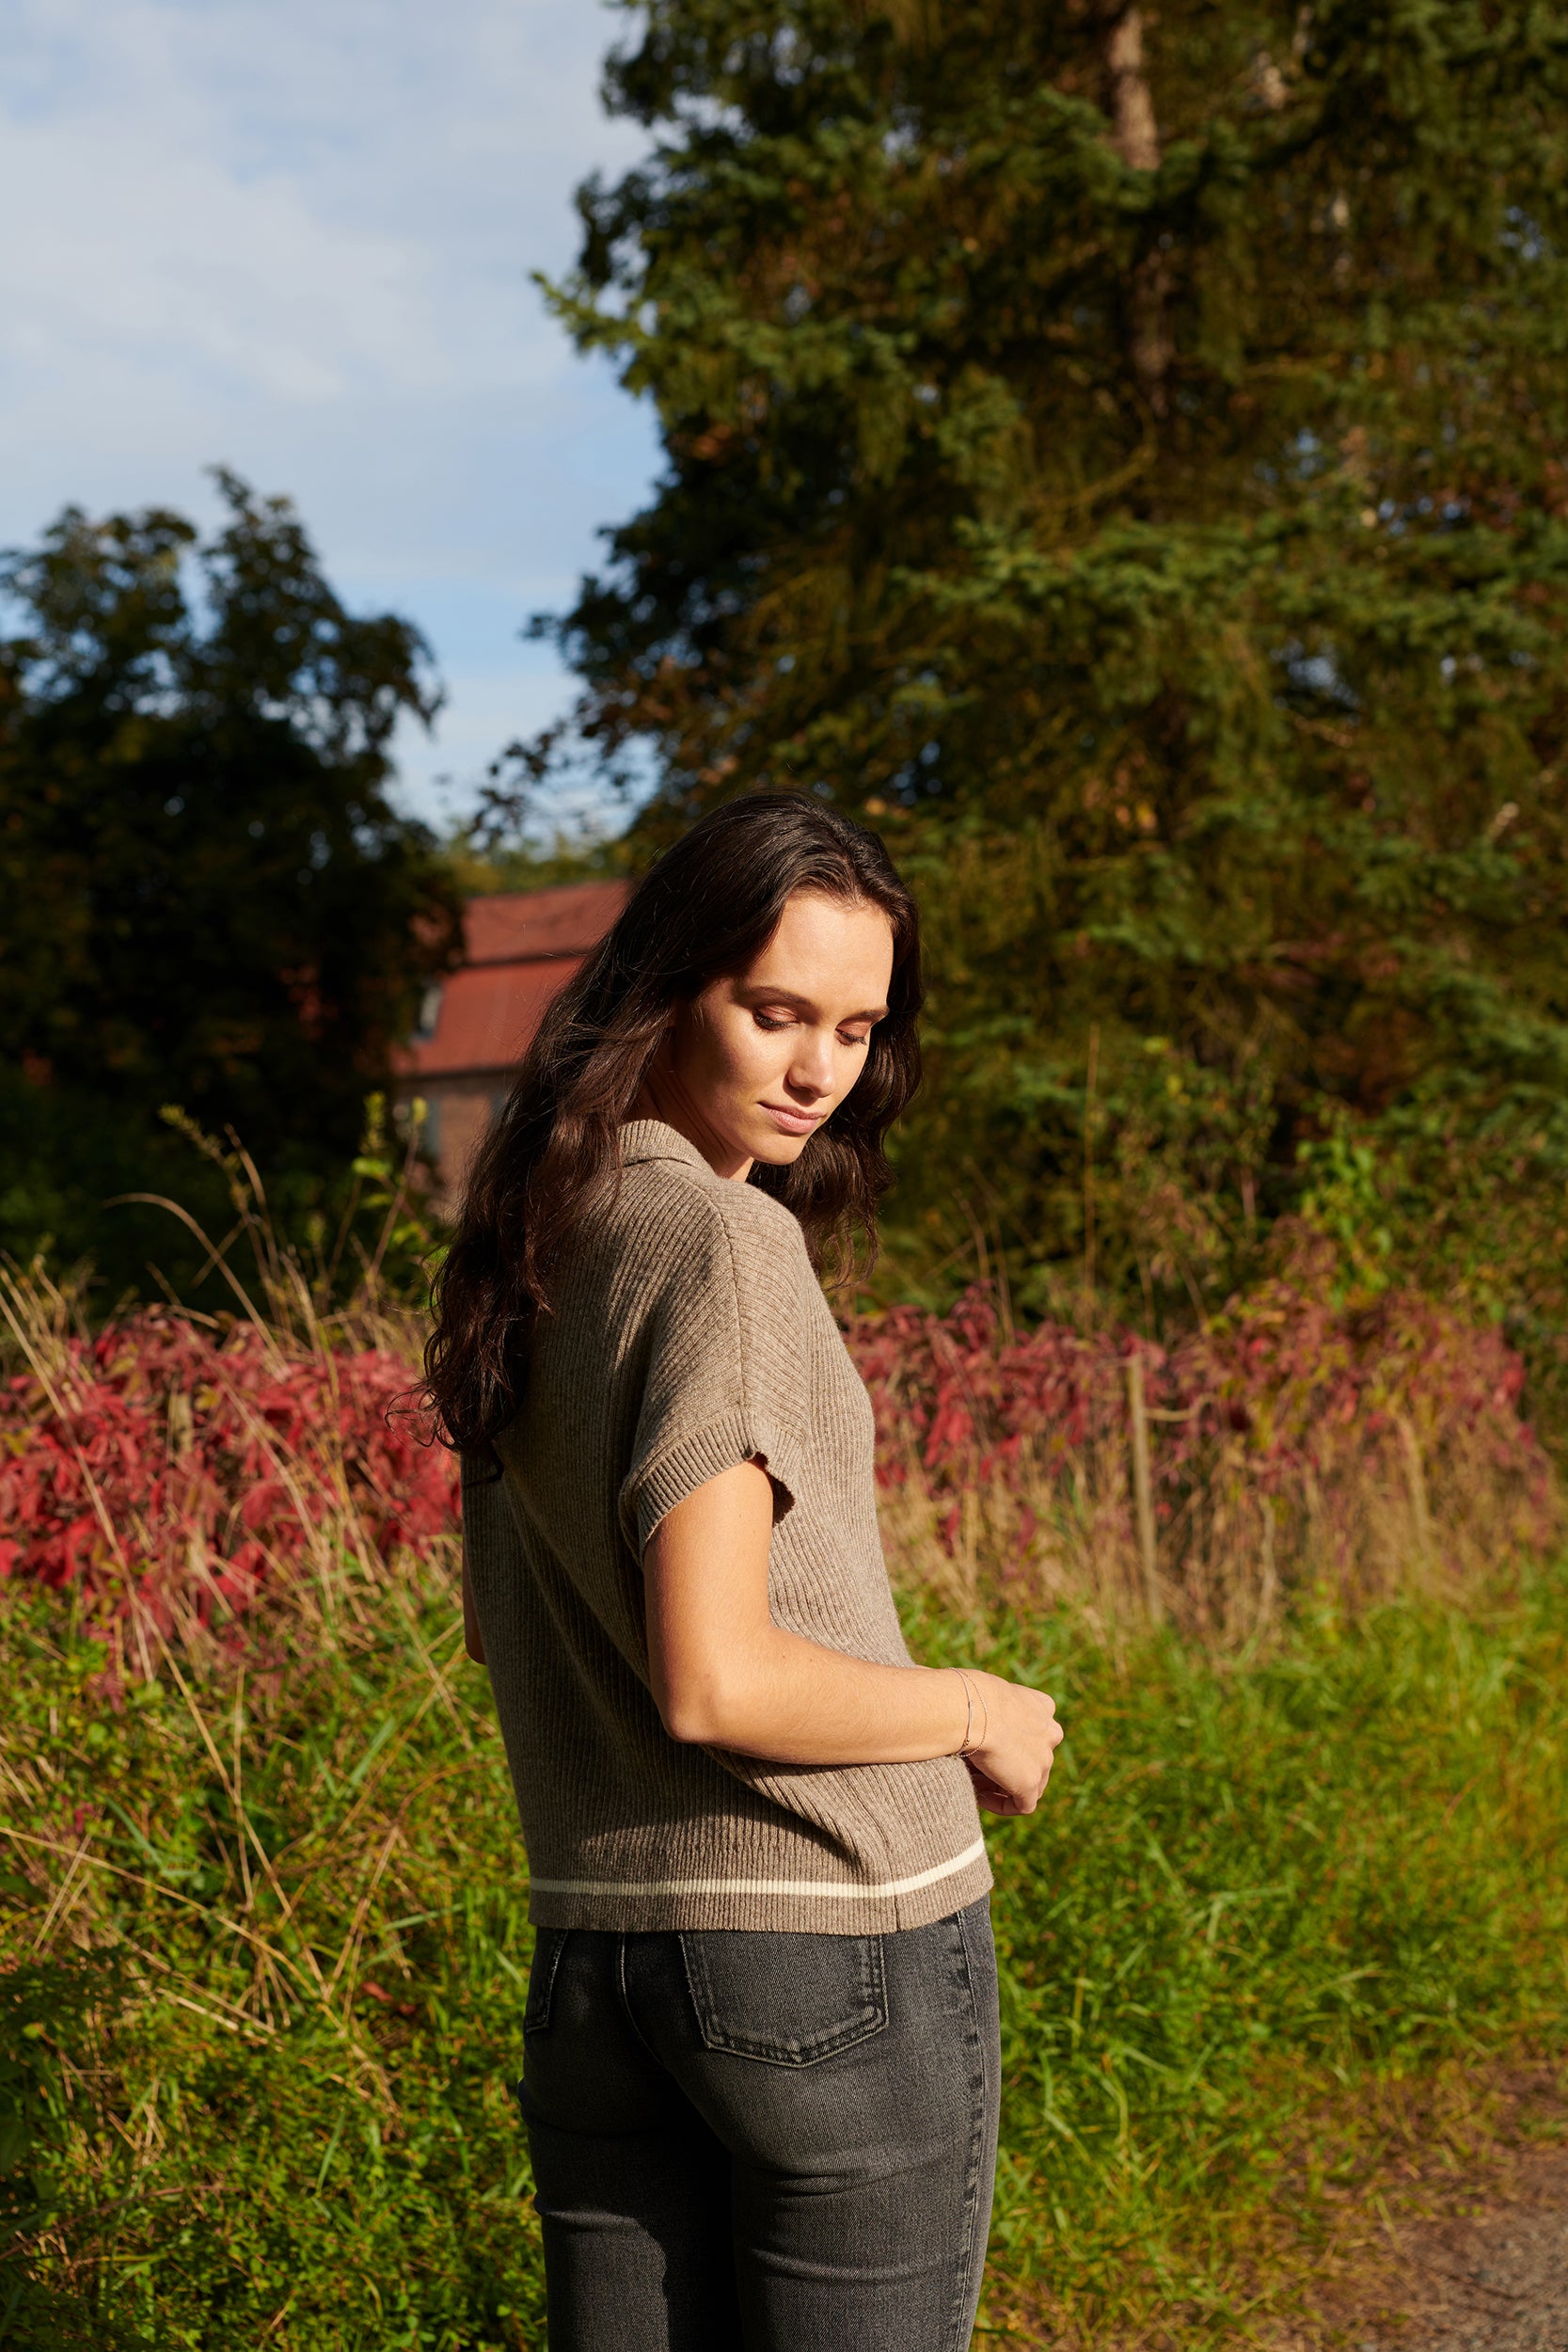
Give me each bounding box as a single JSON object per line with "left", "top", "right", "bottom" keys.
{"left": 643, "top": 1460, "right": 1063, "bottom": 1815}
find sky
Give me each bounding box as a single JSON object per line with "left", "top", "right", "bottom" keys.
{"left": 1, "top": 0, "right": 662, "bottom": 830}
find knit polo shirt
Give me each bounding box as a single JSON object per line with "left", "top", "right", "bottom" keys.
{"left": 461, "top": 1118, "right": 990, "bottom": 1934}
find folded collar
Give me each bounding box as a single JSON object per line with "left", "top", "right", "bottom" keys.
{"left": 618, "top": 1119, "right": 712, "bottom": 1170}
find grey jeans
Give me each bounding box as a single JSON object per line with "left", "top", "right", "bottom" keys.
{"left": 517, "top": 1897, "right": 1001, "bottom": 2352}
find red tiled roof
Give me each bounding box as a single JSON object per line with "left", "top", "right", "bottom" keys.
{"left": 395, "top": 881, "right": 628, "bottom": 1081}
{"left": 463, "top": 881, "right": 627, "bottom": 966}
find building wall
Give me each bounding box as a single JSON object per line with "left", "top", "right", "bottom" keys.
{"left": 399, "top": 1074, "right": 505, "bottom": 1214}
{"left": 390, "top": 882, "right": 630, "bottom": 1218}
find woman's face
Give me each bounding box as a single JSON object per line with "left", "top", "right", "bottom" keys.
{"left": 649, "top": 889, "right": 896, "bottom": 1180}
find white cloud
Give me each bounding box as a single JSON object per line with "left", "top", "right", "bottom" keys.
{"left": 0, "top": 0, "right": 662, "bottom": 818}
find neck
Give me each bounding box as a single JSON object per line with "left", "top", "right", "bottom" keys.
{"left": 632, "top": 1056, "right": 753, "bottom": 1184}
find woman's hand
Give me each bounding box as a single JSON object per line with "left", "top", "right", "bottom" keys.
{"left": 960, "top": 1673, "right": 1063, "bottom": 1816}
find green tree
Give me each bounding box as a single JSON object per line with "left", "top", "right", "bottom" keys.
{"left": 0, "top": 472, "right": 459, "bottom": 1279}
{"left": 529, "top": 0, "right": 1568, "bottom": 1349}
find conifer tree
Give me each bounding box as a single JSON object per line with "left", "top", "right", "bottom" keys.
{"left": 534, "top": 1, "right": 1568, "bottom": 1337}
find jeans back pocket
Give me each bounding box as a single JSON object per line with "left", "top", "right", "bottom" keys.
{"left": 678, "top": 1929, "right": 887, "bottom": 2067}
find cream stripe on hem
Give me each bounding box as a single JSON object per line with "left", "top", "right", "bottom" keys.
{"left": 530, "top": 1835, "right": 988, "bottom": 1903}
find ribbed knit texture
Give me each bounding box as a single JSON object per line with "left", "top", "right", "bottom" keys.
{"left": 462, "top": 1120, "right": 991, "bottom": 1934}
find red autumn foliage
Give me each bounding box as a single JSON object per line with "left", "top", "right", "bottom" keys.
{"left": 0, "top": 1263, "right": 1556, "bottom": 1636}
{"left": 0, "top": 1309, "right": 456, "bottom": 1631}
{"left": 848, "top": 1281, "right": 1545, "bottom": 1495}
{"left": 844, "top": 1269, "right": 1559, "bottom": 1582}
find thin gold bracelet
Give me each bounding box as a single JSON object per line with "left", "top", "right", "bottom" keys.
{"left": 955, "top": 1669, "right": 978, "bottom": 1756}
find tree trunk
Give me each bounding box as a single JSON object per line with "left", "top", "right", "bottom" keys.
{"left": 1104, "top": 7, "right": 1171, "bottom": 416}
{"left": 1106, "top": 6, "right": 1160, "bottom": 170}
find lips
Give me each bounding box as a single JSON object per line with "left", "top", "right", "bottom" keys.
{"left": 761, "top": 1103, "right": 824, "bottom": 1136}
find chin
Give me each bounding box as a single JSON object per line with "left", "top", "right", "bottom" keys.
{"left": 746, "top": 1126, "right": 816, "bottom": 1167}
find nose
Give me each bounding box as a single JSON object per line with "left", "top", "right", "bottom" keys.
{"left": 785, "top": 1026, "right": 837, "bottom": 1102}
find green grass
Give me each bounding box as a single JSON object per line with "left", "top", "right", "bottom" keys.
{"left": 921, "top": 1588, "right": 1568, "bottom": 2336}
{"left": 3, "top": 1563, "right": 1567, "bottom": 2348}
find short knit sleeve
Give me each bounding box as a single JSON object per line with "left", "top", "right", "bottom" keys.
{"left": 618, "top": 1185, "right": 813, "bottom": 1558}
{"left": 460, "top": 1447, "right": 526, "bottom": 1584}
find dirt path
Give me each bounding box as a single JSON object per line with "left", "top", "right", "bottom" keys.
{"left": 1303, "top": 2141, "right": 1568, "bottom": 2349}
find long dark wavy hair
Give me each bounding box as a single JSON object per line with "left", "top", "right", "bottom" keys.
{"left": 420, "top": 794, "right": 923, "bottom": 1458}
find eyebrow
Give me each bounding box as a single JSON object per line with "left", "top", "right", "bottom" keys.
{"left": 738, "top": 982, "right": 889, "bottom": 1024}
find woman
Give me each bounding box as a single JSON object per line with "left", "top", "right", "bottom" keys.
{"left": 423, "top": 795, "right": 1063, "bottom": 2352}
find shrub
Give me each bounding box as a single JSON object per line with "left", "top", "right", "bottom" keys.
{"left": 2, "top": 1248, "right": 1557, "bottom": 1660}
{"left": 848, "top": 1252, "right": 1560, "bottom": 1632}
{"left": 0, "top": 1274, "right": 453, "bottom": 1677}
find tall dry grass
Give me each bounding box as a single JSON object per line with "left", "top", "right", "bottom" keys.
{"left": 0, "top": 1103, "right": 450, "bottom": 1676}
{"left": 852, "top": 1251, "right": 1560, "bottom": 1639}
{"left": 0, "top": 1257, "right": 454, "bottom": 1687}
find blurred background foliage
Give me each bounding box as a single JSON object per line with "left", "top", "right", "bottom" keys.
{"left": 0, "top": 473, "right": 460, "bottom": 1295}
{"left": 4, "top": 0, "right": 1568, "bottom": 1422}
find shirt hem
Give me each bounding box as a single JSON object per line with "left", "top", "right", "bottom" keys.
{"left": 526, "top": 1837, "right": 993, "bottom": 1936}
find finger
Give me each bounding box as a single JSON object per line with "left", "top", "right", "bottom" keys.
{"left": 972, "top": 1780, "right": 1014, "bottom": 1809}
{"left": 970, "top": 1773, "right": 1022, "bottom": 1813}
